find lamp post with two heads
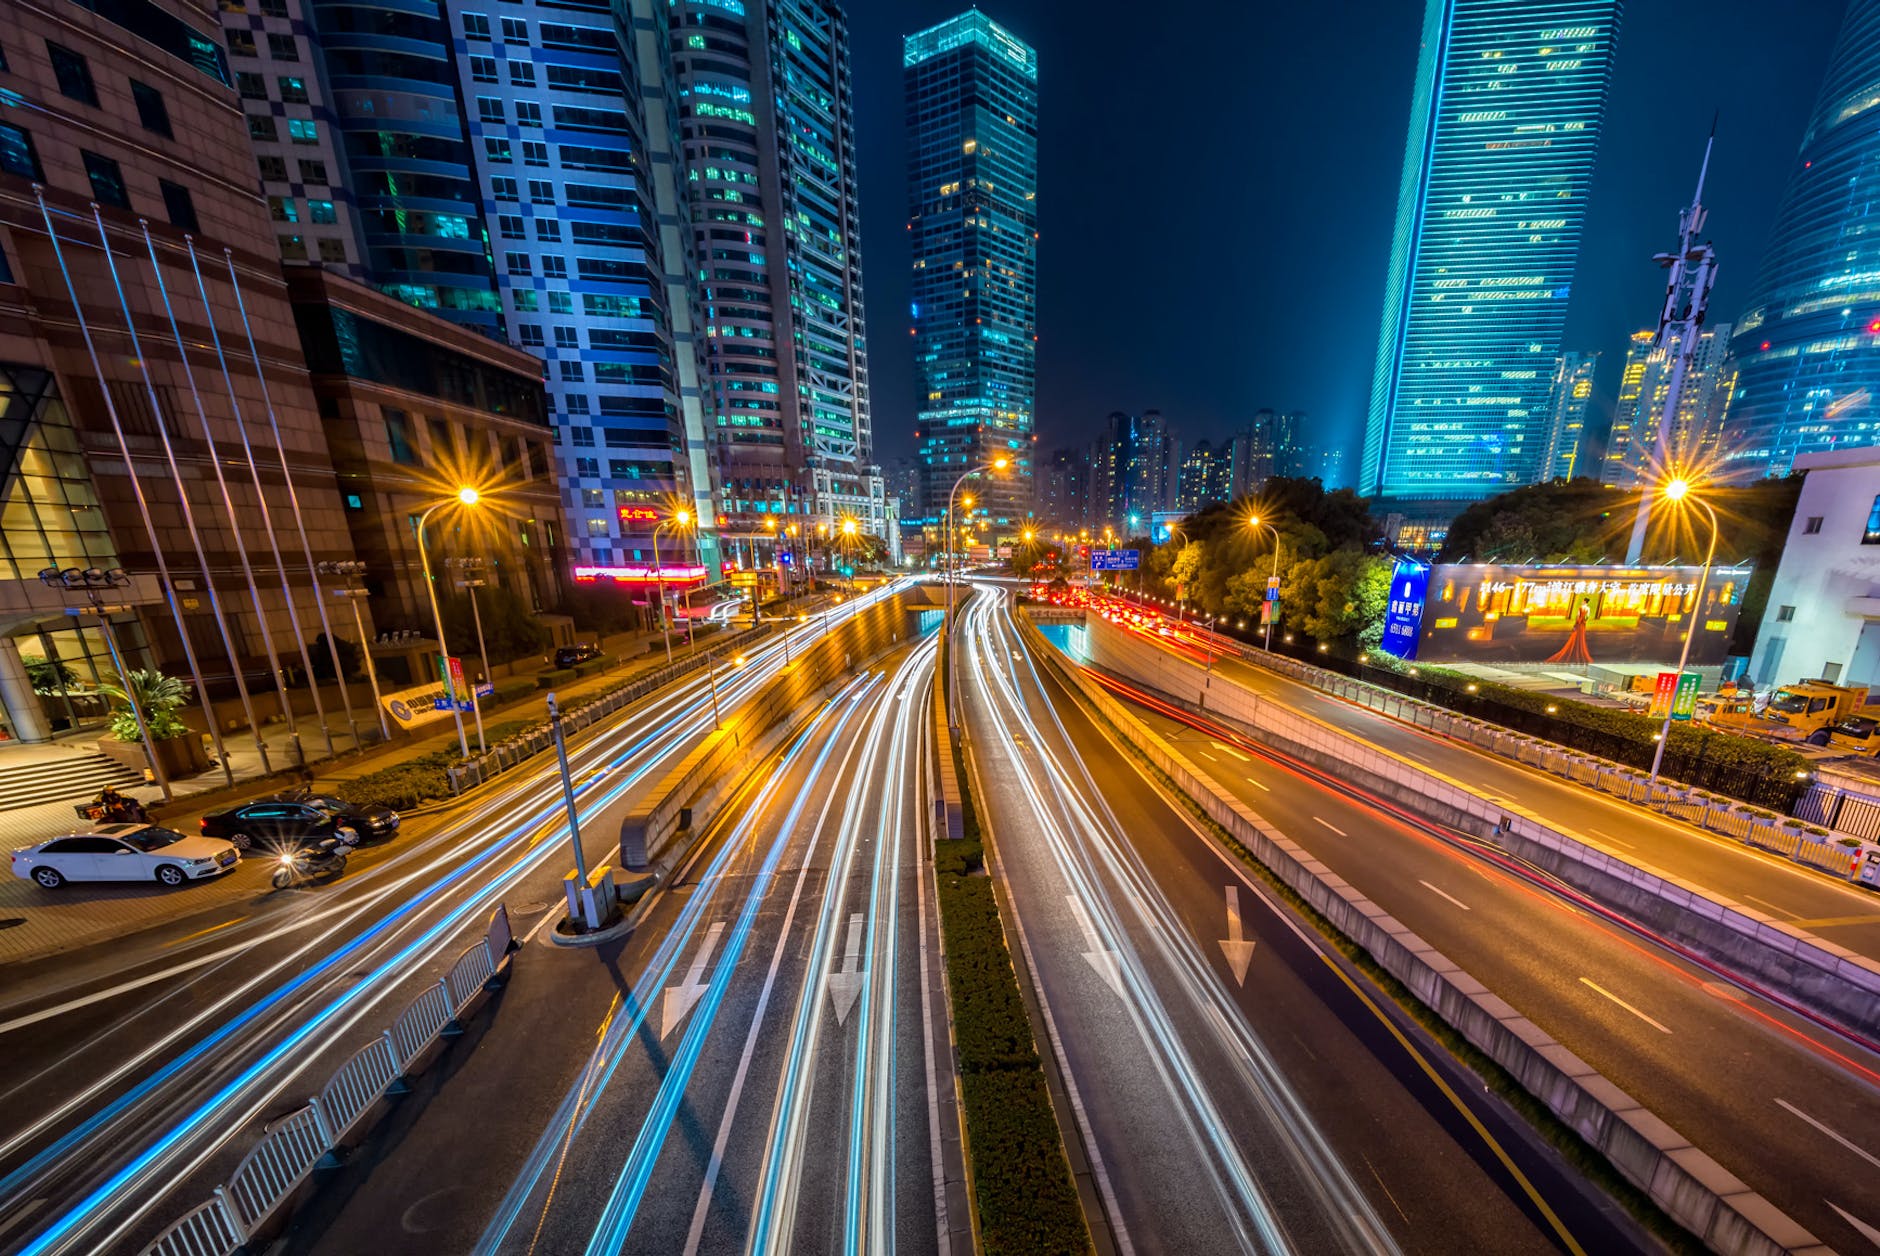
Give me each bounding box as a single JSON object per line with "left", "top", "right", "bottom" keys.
{"left": 1646, "top": 476, "right": 1720, "bottom": 795}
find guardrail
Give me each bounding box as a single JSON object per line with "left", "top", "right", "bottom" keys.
{"left": 446, "top": 625, "right": 769, "bottom": 795}
{"left": 140, "top": 905, "right": 515, "bottom": 1256}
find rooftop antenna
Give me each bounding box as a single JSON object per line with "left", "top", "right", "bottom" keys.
{"left": 1626, "top": 118, "right": 1722, "bottom": 563}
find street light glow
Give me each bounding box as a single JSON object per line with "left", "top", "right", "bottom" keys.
{"left": 675, "top": 508, "right": 693, "bottom": 526}
{"left": 456, "top": 486, "right": 480, "bottom": 506}
{"left": 1663, "top": 477, "right": 1691, "bottom": 502}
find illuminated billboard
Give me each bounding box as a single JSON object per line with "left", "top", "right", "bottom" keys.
{"left": 1380, "top": 560, "right": 1429, "bottom": 660}
{"left": 617, "top": 505, "right": 662, "bottom": 525}
{"left": 1409, "top": 562, "right": 1751, "bottom": 666}
{"left": 573, "top": 564, "right": 708, "bottom": 585}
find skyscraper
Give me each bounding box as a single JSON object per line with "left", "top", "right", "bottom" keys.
{"left": 1725, "top": 0, "right": 1880, "bottom": 478}
{"left": 905, "top": 11, "right": 1038, "bottom": 533}
{"left": 1089, "top": 410, "right": 1174, "bottom": 527}
{"left": 671, "top": 0, "right": 884, "bottom": 540}
{"left": 1603, "top": 325, "right": 1734, "bottom": 487}
{"left": 1177, "top": 440, "right": 1233, "bottom": 511}
{"left": 1542, "top": 351, "right": 1599, "bottom": 480}
{"left": 1034, "top": 447, "right": 1091, "bottom": 530}
{"left": 1361, "top": 0, "right": 1623, "bottom": 505}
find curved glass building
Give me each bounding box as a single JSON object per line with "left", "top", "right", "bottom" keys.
{"left": 1725, "top": 0, "right": 1880, "bottom": 479}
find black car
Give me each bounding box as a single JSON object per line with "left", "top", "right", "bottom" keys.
{"left": 554, "top": 642, "right": 602, "bottom": 669}
{"left": 200, "top": 794, "right": 398, "bottom": 850}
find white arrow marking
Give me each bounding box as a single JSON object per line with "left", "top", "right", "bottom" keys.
{"left": 662, "top": 921, "right": 725, "bottom": 1040}
{"left": 1067, "top": 895, "right": 1123, "bottom": 998}
{"left": 1219, "top": 885, "right": 1256, "bottom": 986}
{"left": 1829, "top": 1201, "right": 1880, "bottom": 1248}
{"left": 827, "top": 913, "right": 866, "bottom": 1026}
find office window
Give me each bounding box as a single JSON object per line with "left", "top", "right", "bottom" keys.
{"left": 559, "top": 361, "right": 584, "bottom": 382}
{"left": 509, "top": 61, "right": 535, "bottom": 88}
{"left": 0, "top": 39, "right": 8, "bottom": 72}
{"left": 470, "top": 55, "right": 498, "bottom": 83}
{"left": 548, "top": 291, "right": 573, "bottom": 315}
{"left": 518, "top": 324, "right": 544, "bottom": 347}
{"left": 541, "top": 256, "right": 566, "bottom": 278}
{"left": 47, "top": 43, "right": 98, "bottom": 106}
{"left": 504, "top": 251, "right": 530, "bottom": 275}
{"left": 384, "top": 407, "right": 420, "bottom": 465}
{"left": 236, "top": 71, "right": 266, "bottom": 99}
{"left": 554, "top": 326, "right": 578, "bottom": 349}
{"left": 268, "top": 195, "right": 298, "bottom": 222}
{"left": 81, "top": 151, "right": 131, "bottom": 209}
{"left": 318, "top": 237, "right": 347, "bottom": 264}
{"left": 257, "top": 154, "right": 287, "bottom": 182}
{"left": 477, "top": 96, "right": 504, "bottom": 124}
{"left": 226, "top": 29, "right": 256, "bottom": 56}
{"left": 501, "top": 17, "right": 528, "bottom": 39}
{"left": 535, "top": 219, "right": 560, "bottom": 242}
{"left": 462, "top": 12, "right": 489, "bottom": 37}
{"left": 512, "top": 289, "right": 538, "bottom": 311}
{"left": 427, "top": 417, "right": 455, "bottom": 462}
{"left": 308, "top": 199, "right": 336, "bottom": 224}
{"left": 585, "top": 518, "right": 611, "bottom": 538}
{"left": 491, "top": 176, "right": 519, "bottom": 200}
{"left": 277, "top": 75, "right": 308, "bottom": 103}
{"left": 248, "top": 114, "right": 278, "bottom": 142}
{"left": 279, "top": 234, "right": 307, "bottom": 260}
{"left": 1865, "top": 496, "right": 1880, "bottom": 545}
{"left": 522, "top": 140, "right": 548, "bottom": 167}
{"left": 1804, "top": 516, "right": 1825, "bottom": 535}
{"left": 259, "top": 0, "right": 287, "bottom": 14}
{"left": 495, "top": 214, "right": 522, "bottom": 237}
{"left": 581, "top": 488, "right": 603, "bottom": 508}
{"left": 516, "top": 101, "right": 542, "bottom": 128}
{"left": 298, "top": 159, "right": 328, "bottom": 184}
{"left": 0, "top": 122, "right": 44, "bottom": 181}
{"left": 565, "top": 393, "right": 588, "bottom": 414}
{"left": 130, "top": 81, "right": 173, "bottom": 137}
{"left": 528, "top": 179, "right": 554, "bottom": 202}
{"left": 575, "top": 457, "right": 599, "bottom": 478}
{"left": 1777, "top": 605, "right": 1796, "bottom": 622}
{"left": 287, "top": 118, "right": 318, "bottom": 144}
{"left": 159, "top": 181, "right": 197, "bottom": 231}
{"left": 484, "top": 137, "right": 512, "bottom": 162}
{"left": 266, "top": 34, "right": 300, "bottom": 61}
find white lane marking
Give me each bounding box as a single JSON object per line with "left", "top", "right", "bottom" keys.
{"left": 1578, "top": 977, "right": 1671, "bottom": 1034}
{"left": 1828, "top": 1201, "right": 1880, "bottom": 1248}
{"left": 1209, "top": 741, "right": 1251, "bottom": 763}
{"left": 1197, "top": 750, "right": 1219, "bottom": 762}
{"left": 1067, "top": 894, "right": 1124, "bottom": 998}
{"left": 1312, "top": 817, "right": 1348, "bottom": 837}
{"left": 1246, "top": 776, "right": 1270, "bottom": 792}
{"left": 1418, "top": 880, "right": 1471, "bottom": 912}
{"left": 660, "top": 921, "right": 725, "bottom": 1040}
{"left": 1584, "top": 828, "right": 1634, "bottom": 850}
{"left": 1776, "top": 1098, "right": 1880, "bottom": 1171}
{"left": 1219, "top": 885, "right": 1255, "bottom": 986}
{"left": 1744, "top": 894, "right": 1801, "bottom": 921}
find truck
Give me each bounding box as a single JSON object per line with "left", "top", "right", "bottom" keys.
{"left": 1754, "top": 680, "right": 1872, "bottom": 742}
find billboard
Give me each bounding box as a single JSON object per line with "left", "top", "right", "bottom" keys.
{"left": 1409, "top": 562, "right": 1751, "bottom": 666}
{"left": 1380, "top": 560, "right": 1429, "bottom": 660}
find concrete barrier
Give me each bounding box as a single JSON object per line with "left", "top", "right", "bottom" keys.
{"left": 931, "top": 626, "right": 965, "bottom": 844}
{"left": 1082, "top": 614, "right": 1880, "bottom": 1045}
{"left": 1018, "top": 615, "right": 1824, "bottom": 1256}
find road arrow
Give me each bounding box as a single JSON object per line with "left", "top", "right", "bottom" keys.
{"left": 1066, "top": 895, "right": 1123, "bottom": 998}
{"left": 661, "top": 921, "right": 725, "bottom": 1040}
{"left": 827, "top": 913, "right": 866, "bottom": 1026}
{"left": 1219, "top": 885, "right": 1256, "bottom": 986}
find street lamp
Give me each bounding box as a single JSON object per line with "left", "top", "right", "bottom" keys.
{"left": 448, "top": 556, "right": 493, "bottom": 749}
{"left": 1646, "top": 476, "right": 1720, "bottom": 795}
{"left": 651, "top": 507, "right": 694, "bottom": 665}
{"left": 40, "top": 566, "right": 171, "bottom": 800}
{"left": 317, "top": 560, "right": 391, "bottom": 742}
{"left": 1246, "top": 514, "right": 1283, "bottom": 651}
{"left": 418, "top": 486, "right": 481, "bottom": 758}
{"left": 943, "top": 457, "right": 1009, "bottom": 726}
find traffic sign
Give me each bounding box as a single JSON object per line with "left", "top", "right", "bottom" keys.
{"left": 1091, "top": 549, "right": 1140, "bottom": 571}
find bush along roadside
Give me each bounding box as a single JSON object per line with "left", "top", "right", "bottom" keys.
{"left": 935, "top": 718, "right": 1090, "bottom": 1255}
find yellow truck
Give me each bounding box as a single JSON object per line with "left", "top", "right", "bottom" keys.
{"left": 1758, "top": 681, "right": 1872, "bottom": 743}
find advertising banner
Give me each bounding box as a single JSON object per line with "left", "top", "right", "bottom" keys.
{"left": 1673, "top": 671, "right": 1701, "bottom": 721}
{"left": 1380, "top": 561, "right": 1429, "bottom": 661}
{"left": 1650, "top": 670, "right": 1679, "bottom": 718}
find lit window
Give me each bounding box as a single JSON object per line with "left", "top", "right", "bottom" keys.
{"left": 287, "top": 118, "right": 318, "bottom": 144}
{"left": 81, "top": 151, "right": 131, "bottom": 209}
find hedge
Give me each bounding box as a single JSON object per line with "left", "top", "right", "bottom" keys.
{"left": 535, "top": 668, "right": 577, "bottom": 690}
{"left": 932, "top": 836, "right": 1086, "bottom": 1253}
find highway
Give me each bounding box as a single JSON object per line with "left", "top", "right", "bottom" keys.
{"left": 1062, "top": 605, "right": 1880, "bottom": 1253}
{"left": 0, "top": 586, "right": 913, "bottom": 1256}
{"left": 957, "top": 586, "right": 1646, "bottom": 1256}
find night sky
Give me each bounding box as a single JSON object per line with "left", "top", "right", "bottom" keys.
{"left": 846, "top": 1, "right": 1848, "bottom": 477}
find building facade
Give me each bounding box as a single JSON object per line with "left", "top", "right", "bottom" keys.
{"left": 1361, "top": 0, "right": 1623, "bottom": 504}
{"left": 1089, "top": 409, "right": 1174, "bottom": 528}
{"left": 1033, "top": 446, "right": 1090, "bottom": 530}
{"left": 1602, "top": 325, "right": 1734, "bottom": 488}
{"left": 1543, "top": 351, "right": 1598, "bottom": 480}
{"left": 905, "top": 10, "right": 1038, "bottom": 534}
{"left": 670, "top": 0, "right": 884, "bottom": 542}
{"left": 1748, "top": 446, "right": 1880, "bottom": 687}
{"left": 1725, "top": 0, "right": 1880, "bottom": 479}
{"left": 1177, "top": 439, "right": 1231, "bottom": 511}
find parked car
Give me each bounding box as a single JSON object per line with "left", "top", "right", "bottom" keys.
{"left": 198, "top": 797, "right": 375, "bottom": 850}
{"left": 12, "top": 824, "right": 239, "bottom": 889}
{"left": 278, "top": 789, "right": 401, "bottom": 841}
{"left": 554, "top": 642, "right": 602, "bottom": 669}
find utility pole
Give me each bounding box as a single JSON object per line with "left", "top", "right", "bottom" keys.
{"left": 1626, "top": 124, "right": 1721, "bottom": 563}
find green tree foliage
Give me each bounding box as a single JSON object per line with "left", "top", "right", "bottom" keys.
{"left": 101, "top": 668, "right": 192, "bottom": 743}
{"left": 308, "top": 632, "right": 361, "bottom": 683}
{"left": 1228, "top": 551, "right": 1391, "bottom": 647}
{"left": 25, "top": 657, "right": 77, "bottom": 694}
{"left": 442, "top": 585, "right": 550, "bottom": 667}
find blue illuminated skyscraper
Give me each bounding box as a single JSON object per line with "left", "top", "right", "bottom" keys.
{"left": 1360, "top": 0, "right": 1623, "bottom": 507}
{"left": 905, "top": 11, "right": 1037, "bottom": 531}
{"left": 1724, "top": 0, "right": 1880, "bottom": 478}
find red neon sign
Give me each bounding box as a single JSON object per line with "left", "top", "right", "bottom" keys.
{"left": 617, "top": 506, "right": 661, "bottom": 524}
{"left": 573, "top": 564, "right": 708, "bottom": 585}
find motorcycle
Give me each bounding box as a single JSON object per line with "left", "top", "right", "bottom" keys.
{"left": 74, "top": 792, "right": 149, "bottom": 825}
{"left": 271, "top": 836, "right": 350, "bottom": 889}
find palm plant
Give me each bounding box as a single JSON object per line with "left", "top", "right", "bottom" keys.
{"left": 100, "top": 668, "right": 192, "bottom": 743}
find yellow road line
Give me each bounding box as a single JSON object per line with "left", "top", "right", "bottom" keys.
{"left": 1786, "top": 914, "right": 1880, "bottom": 930}
{"left": 1315, "top": 952, "right": 1588, "bottom": 1256}
{"left": 164, "top": 916, "right": 246, "bottom": 947}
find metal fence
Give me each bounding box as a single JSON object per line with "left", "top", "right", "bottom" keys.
{"left": 447, "top": 625, "right": 770, "bottom": 795}
{"left": 1256, "top": 641, "right": 1806, "bottom": 812}
{"left": 141, "top": 905, "right": 514, "bottom": 1256}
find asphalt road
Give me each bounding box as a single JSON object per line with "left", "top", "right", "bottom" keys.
{"left": 0, "top": 589, "right": 911, "bottom": 1256}
{"left": 959, "top": 587, "right": 1648, "bottom": 1256}
{"left": 1068, "top": 614, "right": 1880, "bottom": 1254}
{"left": 279, "top": 638, "right": 949, "bottom": 1256}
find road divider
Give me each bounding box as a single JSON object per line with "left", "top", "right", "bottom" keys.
{"left": 1019, "top": 612, "right": 1822, "bottom": 1256}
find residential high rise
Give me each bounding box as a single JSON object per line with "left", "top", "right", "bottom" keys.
{"left": 1034, "top": 447, "right": 1091, "bottom": 530}
{"left": 1317, "top": 444, "right": 1348, "bottom": 489}
{"left": 1089, "top": 410, "right": 1174, "bottom": 527}
{"left": 1604, "top": 326, "right": 1735, "bottom": 487}
{"left": 1725, "top": 0, "right": 1880, "bottom": 478}
{"left": 670, "top": 0, "right": 883, "bottom": 540}
{"left": 905, "top": 11, "right": 1038, "bottom": 533}
{"left": 1361, "top": 0, "right": 1623, "bottom": 504}
{"left": 1543, "top": 352, "right": 1599, "bottom": 481}
{"left": 1177, "top": 440, "right": 1232, "bottom": 511}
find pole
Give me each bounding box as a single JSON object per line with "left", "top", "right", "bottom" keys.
{"left": 1265, "top": 534, "right": 1280, "bottom": 652}
{"left": 652, "top": 525, "right": 673, "bottom": 665}
{"left": 547, "top": 692, "right": 588, "bottom": 885}
{"left": 464, "top": 576, "right": 487, "bottom": 753}
{"left": 704, "top": 649, "right": 723, "bottom": 729}
{"left": 96, "top": 605, "right": 171, "bottom": 801}
{"left": 342, "top": 588, "right": 390, "bottom": 741}
{"left": 417, "top": 503, "right": 469, "bottom": 759}
{"left": 1647, "top": 498, "right": 1718, "bottom": 793}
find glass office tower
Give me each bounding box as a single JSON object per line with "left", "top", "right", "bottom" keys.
{"left": 1361, "top": 0, "right": 1622, "bottom": 506}
{"left": 904, "top": 11, "right": 1037, "bottom": 533}
{"left": 1725, "top": 0, "right": 1880, "bottom": 478}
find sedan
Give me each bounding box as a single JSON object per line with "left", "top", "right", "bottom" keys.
{"left": 12, "top": 824, "right": 240, "bottom": 889}
{"left": 280, "top": 790, "right": 400, "bottom": 841}
{"left": 199, "top": 799, "right": 367, "bottom": 850}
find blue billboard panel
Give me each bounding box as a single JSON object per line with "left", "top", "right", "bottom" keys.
{"left": 1381, "top": 560, "right": 1429, "bottom": 660}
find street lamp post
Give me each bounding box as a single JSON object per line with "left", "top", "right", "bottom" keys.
{"left": 1247, "top": 515, "right": 1283, "bottom": 651}
{"left": 40, "top": 567, "right": 171, "bottom": 801}
{"left": 418, "top": 487, "right": 480, "bottom": 759}
{"left": 450, "top": 556, "right": 491, "bottom": 754}
{"left": 1646, "top": 477, "right": 1719, "bottom": 796}
{"left": 943, "top": 458, "right": 1009, "bottom": 726}
{"left": 318, "top": 561, "right": 391, "bottom": 742}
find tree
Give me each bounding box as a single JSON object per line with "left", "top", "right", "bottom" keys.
{"left": 101, "top": 668, "right": 192, "bottom": 743}
{"left": 442, "top": 585, "right": 550, "bottom": 665}
{"left": 1250, "top": 551, "right": 1392, "bottom": 647}
{"left": 308, "top": 632, "right": 361, "bottom": 683}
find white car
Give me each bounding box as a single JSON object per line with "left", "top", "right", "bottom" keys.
{"left": 11, "top": 824, "right": 240, "bottom": 889}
